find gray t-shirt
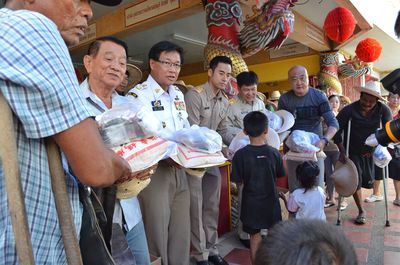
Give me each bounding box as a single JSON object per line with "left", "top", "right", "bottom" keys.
{"left": 278, "top": 87, "right": 338, "bottom": 136}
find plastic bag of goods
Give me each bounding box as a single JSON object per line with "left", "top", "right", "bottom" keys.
{"left": 228, "top": 131, "right": 250, "bottom": 160}
{"left": 113, "top": 137, "right": 177, "bottom": 199}
{"left": 373, "top": 145, "right": 392, "bottom": 168}
{"left": 171, "top": 144, "right": 227, "bottom": 169}
{"left": 169, "top": 125, "right": 223, "bottom": 154}
{"left": 97, "top": 103, "right": 162, "bottom": 146}
{"left": 113, "top": 137, "right": 177, "bottom": 173}
{"left": 285, "top": 130, "right": 320, "bottom": 153}
{"left": 263, "top": 110, "right": 282, "bottom": 132}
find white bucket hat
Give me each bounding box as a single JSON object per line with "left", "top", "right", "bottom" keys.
{"left": 274, "top": 110, "right": 295, "bottom": 133}
{"left": 266, "top": 128, "right": 281, "bottom": 150}
{"left": 354, "top": 80, "right": 386, "bottom": 101}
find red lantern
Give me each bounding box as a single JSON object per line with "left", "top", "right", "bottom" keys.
{"left": 323, "top": 7, "right": 356, "bottom": 43}
{"left": 355, "top": 38, "right": 382, "bottom": 63}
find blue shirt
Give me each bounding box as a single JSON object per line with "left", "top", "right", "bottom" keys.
{"left": 80, "top": 78, "right": 142, "bottom": 231}
{"left": 0, "top": 8, "right": 91, "bottom": 264}
{"left": 278, "top": 87, "right": 338, "bottom": 136}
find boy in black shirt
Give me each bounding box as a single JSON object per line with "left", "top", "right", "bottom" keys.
{"left": 231, "top": 111, "right": 286, "bottom": 264}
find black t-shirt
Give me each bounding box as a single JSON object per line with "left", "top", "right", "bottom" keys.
{"left": 334, "top": 101, "right": 392, "bottom": 155}
{"left": 231, "top": 144, "right": 286, "bottom": 229}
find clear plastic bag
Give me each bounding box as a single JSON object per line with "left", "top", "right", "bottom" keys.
{"left": 228, "top": 131, "right": 250, "bottom": 160}
{"left": 263, "top": 110, "right": 282, "bottom": 132}
{"left": 373, "top": 145, "right": 392, "bottom": 168}
{"left": 286, "top": 130, "right": 320, "bottom": 153}
{"left": 96, "top": 103, "right": 162, "bottom": 147}
{"left": 166, "top": 125, "right": 223, "bottom": 154}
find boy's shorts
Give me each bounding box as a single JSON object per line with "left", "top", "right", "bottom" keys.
{"left": 242, "top": 225, "right": 268, "bottom": 236}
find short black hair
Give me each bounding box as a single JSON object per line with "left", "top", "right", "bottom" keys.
{"left": 87, "top": 36, "right": 128, "bottom": 58}
{"left": 237, "top": 71, "right": 258, "bottom": 88}
{"left": 255, "top": 219, "right": 358, "bottom": 265}
{"left": 209, "top": 55, "right": 232, "bottom": 71}
{"left": 148, "top": 40, "right": 184, "bottom": 64}
{"left": 328, "top": 94, "right": 339, "bottom": 101}
{"left": 296, "top": 161, "right": 319, "bottom": 193}
{"left": 243, "top": 111, "right": 269, "bottom": 137}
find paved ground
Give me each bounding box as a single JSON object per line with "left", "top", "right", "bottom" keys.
{"left": 205, "top": 178, "right": 400, "bottom": 265}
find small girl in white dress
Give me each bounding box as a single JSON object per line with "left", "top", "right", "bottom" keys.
{"left": 281, "top": 161, "right": 326, "bottom": 220}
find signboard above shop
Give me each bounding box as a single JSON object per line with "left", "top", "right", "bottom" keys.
{"left": 125, "top": 0, "right": 180, "bottom": 27}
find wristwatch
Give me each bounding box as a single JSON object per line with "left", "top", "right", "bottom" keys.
{"left": 321, "top": 136, "right": 329, "bottom": 145}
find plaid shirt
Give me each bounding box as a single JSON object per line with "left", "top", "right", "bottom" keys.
{"left": 0, "top": 9, "right": 91, "bottom": 264}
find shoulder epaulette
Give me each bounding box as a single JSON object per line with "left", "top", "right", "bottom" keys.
{"left": 134, "top": 83, "right": 147, "bottom": 91}
{"left": 173, "top": 85, "right": 181, "bottom": 92}
{"left": 229, "top": 98, "right": 237, "bottom": 105}
{"left": 126, "top": 91, "right": 138, "bottom": 98}
{"left": 220, "top": 90, "right": 229, "bottom": 100}
{"left": 192, "top": 85, "right": 204, "bottom": 93}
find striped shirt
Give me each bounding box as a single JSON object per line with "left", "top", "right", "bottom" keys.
{"left": 0, "top": 8, "right": 91, "bottom": 264}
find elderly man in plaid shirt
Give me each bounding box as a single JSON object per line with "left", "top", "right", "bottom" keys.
{"left": 0, "top": 0, "right": 142, "bottom": 264}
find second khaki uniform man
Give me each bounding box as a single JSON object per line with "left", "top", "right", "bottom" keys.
{"left": 184, "top": 56, "right": 233, "bottom": 265}
{"left": 227, "top": 71, "right": 266, "bottom": 143}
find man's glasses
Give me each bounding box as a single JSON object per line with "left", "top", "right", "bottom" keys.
{"left": 156, "top": 59, "right": 182, "bottom": 70}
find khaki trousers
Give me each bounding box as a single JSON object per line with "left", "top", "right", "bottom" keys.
{"left": 138, "top": 164, "right": 190, "bottom": 265}
{"left": 187, "top": 167, "right": 221, "bottom": 261}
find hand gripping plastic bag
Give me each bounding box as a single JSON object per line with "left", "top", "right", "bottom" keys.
{"left": 373, "top": 145, "right": 392, "bottom": 168}
{"left": 285, "top": 130, "right": 320, "bottom": 153}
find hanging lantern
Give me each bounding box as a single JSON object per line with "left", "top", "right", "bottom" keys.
{"left": 355, "top": 38, "right": 382, "bottom": 63}
{"left": 323, "top": 7, "right": 356, "bottom": 43}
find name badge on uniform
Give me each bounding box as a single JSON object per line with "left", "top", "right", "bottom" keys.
{"left": 151, "top": 100, "right": 164, "bottom": 111}
{"left": 174, "top": 100, "right": 185, "bottom": 111}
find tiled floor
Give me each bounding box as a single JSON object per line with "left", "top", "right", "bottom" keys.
{"left": 207, "top": 178, "right": 400, "bottom": 265}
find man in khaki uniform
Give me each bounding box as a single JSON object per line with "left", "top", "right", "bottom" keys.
{"left": 227, "top": 71, "right": 266, "bottom": 143}
{"left": 127, "top": 41, "right": 190, "bottom": 265}
{"left": 225, "top": 71, "right": 265, "bottom": 247}
{"left": 184, "top": 56, "right": 233, "bottom": 265}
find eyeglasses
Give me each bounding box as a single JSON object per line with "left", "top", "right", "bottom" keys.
{"left": 156, "top": 59, "right": 182, "bottom": 70}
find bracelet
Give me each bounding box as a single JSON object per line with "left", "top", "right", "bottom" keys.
{"left": 321, "top": 136, "right": 329, "bottom": 145}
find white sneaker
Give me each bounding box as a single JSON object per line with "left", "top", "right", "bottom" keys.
{"left": 364, "top": 194, "right": 383, "bottom": 203}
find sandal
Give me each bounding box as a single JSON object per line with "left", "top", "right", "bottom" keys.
{"left": 355, "top": 213, "right": 366, "bottom": 225}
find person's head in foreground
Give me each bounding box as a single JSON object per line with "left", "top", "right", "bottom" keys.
{"left": 255, "top": 219, "right": 358, "bottom": 265}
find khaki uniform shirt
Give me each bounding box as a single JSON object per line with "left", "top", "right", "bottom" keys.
{"left": 184, "top": 82, "right": 233, "bottom": 145}
{"left": 226, "top": 96, "right": 266, "bottom": 143}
